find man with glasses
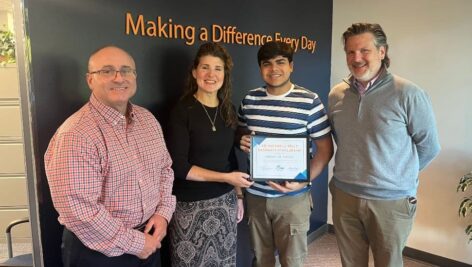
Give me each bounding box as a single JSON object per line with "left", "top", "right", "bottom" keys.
{"left": 45, "top": 45, "right": 176, "bottom": 267}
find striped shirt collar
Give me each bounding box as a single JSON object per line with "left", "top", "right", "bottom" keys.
{"left": 265, "top": 83, "right": 295, "bottom": 97}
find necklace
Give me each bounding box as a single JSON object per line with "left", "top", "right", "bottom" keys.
{"left": 199, "top": 101, "right": 218, "bottom": 132}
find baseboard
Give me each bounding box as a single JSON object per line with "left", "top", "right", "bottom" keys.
{"left": 327, "top": 223, "right": 335, "bottom": 234}
{"left": 307, "top": 223, "right": 329, "bottom": 244}
{"left": 403, "top": 247, "right": 471, "bottom": 267}
{"left": 323, "top": 224, "right": 471, "bottom": 267}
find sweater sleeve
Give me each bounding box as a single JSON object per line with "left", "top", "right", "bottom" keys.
{"left": 406, "top": 88, "right": 441, "bottom": 170}
{"left": 167, "top": 104, "right": 193, "bottom": 180}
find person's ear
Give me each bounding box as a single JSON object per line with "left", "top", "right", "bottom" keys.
{"left": 86, "top": 73, "right": 94, "bottom": 91}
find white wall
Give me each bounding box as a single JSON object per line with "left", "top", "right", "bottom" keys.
{"left": 330, "top": 0, "right": 472, "bottom": 264}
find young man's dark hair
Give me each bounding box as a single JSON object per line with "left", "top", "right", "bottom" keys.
{"left": 257, "top": 41, "right": 294, "bottom": 66}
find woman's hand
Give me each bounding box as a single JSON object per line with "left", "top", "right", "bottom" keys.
{"left": 236, "top": 198, "right": 244, "bottom": 223}
{"left": 225, "top": 172, "right": 254, "bottom": 188}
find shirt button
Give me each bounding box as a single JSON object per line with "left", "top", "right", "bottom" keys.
{"left": 134, "top": 155, "right": 138, "bottom": 159}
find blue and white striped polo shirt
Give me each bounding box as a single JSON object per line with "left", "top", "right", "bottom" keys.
{"left": 238, "top": 84, "right": 331, "bottom": 198}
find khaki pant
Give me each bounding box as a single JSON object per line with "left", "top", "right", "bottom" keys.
{"left": 246, "top": 191, "right": 312, "bottom": 267}
{"left": 330, "top": 181, "right": 416, "bottom": 267}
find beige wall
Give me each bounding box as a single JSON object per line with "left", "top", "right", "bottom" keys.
{"left": 0, "top": 1, "right": 30, "bottom": 243}
{"left": 330, "top": 0, "right": 472, "bottom": 264}
{"left": 0, "top": 65, "right": 30, "bottom": 243}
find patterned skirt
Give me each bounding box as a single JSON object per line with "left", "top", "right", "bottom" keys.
{"left": 169, "top": 190, "right": 238, "bottom": 267}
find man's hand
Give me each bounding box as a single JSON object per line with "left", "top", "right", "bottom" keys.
{"left": 267, "top": 181, "right": 309, "bottom": 193}
{"left": 137, "top": 214, "right": 168, "bottom": 259}
{"left": 137, "top": 233, "right": 160, "bottom": 259}
{"left": 145, "top": 214, "right": 168, "bottom": 243}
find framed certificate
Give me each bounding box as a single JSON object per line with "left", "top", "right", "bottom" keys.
{"left": 250, "top": 135, "right": 310, "bottom": 182}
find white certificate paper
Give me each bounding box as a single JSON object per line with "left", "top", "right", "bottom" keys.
{"left": 250, "top": 136, "right": 309, "bottom": 182}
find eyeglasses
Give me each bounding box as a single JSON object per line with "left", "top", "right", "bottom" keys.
{"left": 88, "top": 68, "right": 137, "bottom": 79}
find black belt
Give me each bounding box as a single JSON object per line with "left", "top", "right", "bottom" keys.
{"left": 133, "top": 220, "right": 148, "bottom": 232}
{"left": 134, "top": 219, "right": 155, "bottom": 234}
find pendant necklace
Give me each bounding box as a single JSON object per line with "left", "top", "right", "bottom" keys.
{"left": 200, "top": 101, "right": 218, "bottom": 132}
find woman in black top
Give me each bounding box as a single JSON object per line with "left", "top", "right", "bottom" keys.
{"left": 166, "top": 42, "right": 253, "bottom": 267}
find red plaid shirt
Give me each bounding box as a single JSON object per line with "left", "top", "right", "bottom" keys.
{"left": 45, "top": 94, "right": 176, "bottom": 256}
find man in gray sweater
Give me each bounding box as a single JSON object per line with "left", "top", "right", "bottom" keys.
{"left": 328, "top": 23, "right": 440, "bottom": 267}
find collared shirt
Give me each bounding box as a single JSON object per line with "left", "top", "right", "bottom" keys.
{"left": 45, "top": 94, "right": 176, "bottom": 257}
{"left": 351, "top": 72, "right": 381, "bottom": 96}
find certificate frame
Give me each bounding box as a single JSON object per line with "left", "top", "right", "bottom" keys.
{"left": 250, "top": 135, "right": 310, "bottom": 182}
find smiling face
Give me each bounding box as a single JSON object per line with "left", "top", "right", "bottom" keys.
{"left": 345, "top": 32, "right": 385, "bottom": 86}
{"left": 86, "top": 46, "right": 137, "bottom": 114}
{"left": 192, "top": 55, "right": 225, "bottom": 96}
{"left": 259, "top": 55, "right": 293, "bottom": 95}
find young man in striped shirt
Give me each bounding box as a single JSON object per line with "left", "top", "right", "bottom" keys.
{"left": 238, "top": 41, "right": 333, "bottom": 267}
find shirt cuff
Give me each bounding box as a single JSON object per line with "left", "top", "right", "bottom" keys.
{"left": 155, "top": 199, "right": 176, "bottom": 223}
{"left": 126, "top": 229, "right": 145, "bottom": 256}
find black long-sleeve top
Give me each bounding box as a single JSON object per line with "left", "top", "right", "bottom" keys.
{"left": 166, "top": 95, "right": 236, "bottom": 202}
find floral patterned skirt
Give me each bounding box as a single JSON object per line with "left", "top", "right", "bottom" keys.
{"left": 169, "top": 190, "right": 238, "bottom": 267}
